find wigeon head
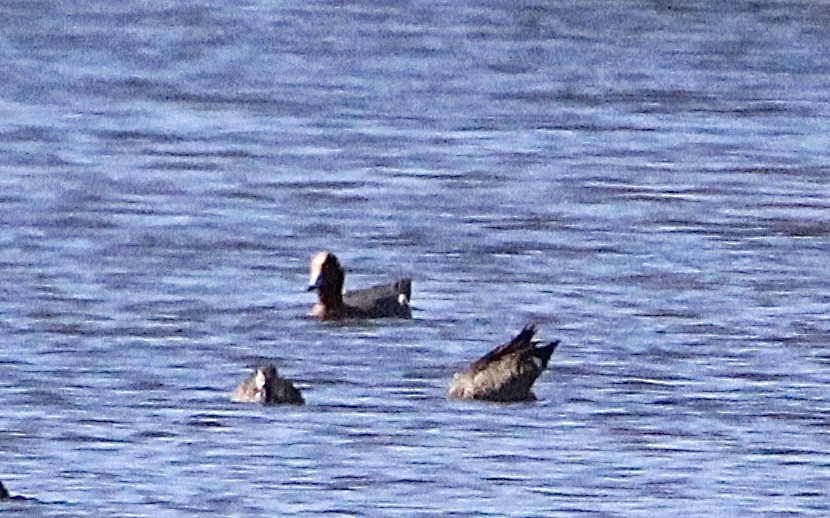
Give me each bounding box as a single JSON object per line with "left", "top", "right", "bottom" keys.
{"left": 307, "top": 251, "right": 344, "bottom": 294}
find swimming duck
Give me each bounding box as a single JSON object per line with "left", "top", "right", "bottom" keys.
{"left": 231, "top": 364, "right": 305, "bottom": 405}
{"left": 0, "top": 481, "right": 27, "bottom": 501}
{"left": 307, "top": 251, "right": 412, "bottom": 320}
{"left": 448, "top": 325, "right": 559, "bottom": 402}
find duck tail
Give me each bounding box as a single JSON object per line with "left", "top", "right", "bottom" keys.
{"left": 517, "top": 323, "right": 537, "bottom": 343}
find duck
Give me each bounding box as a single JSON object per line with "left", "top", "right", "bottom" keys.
{"left": 231, "top": 364, "right": 305, "bottom": 405}
{"left": 0, "top": 481, "right": 27, "bottom": 502}
{"left": 307, "top": 251, "right": 412, "bottom": 320}
{"left": 448, "top": 325, "right": 559, "bottom": 402}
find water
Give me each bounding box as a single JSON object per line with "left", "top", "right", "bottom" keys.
{"left": 2, "top": 0, "right": 830, "bottom": 515}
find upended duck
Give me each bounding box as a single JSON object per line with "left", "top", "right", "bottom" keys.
{"left": 307, "top": 251, "right": 411, "bottom": 320}
{"left": 231, "top": 364, "right": 305, "bottom": 405}
{"left": 448, "top": 325, "right": 559, "bottom": 402}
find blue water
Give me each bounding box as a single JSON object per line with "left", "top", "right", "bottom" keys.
{"left": 2, "top": 1, "right": 830, "bottom": 516}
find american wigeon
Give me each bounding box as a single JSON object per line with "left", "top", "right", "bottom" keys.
{"left": 448, "top": 325, "right": 559, "bottom": 402}
{"left": 307, "top": 251, "right": 412, "bottom": 320}
{"left": 231, "top": 364, "right": 305, "bottom": 405}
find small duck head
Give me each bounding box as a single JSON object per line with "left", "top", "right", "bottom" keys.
{"left": 255, "top": 364, "right": 278, "bottom": 400}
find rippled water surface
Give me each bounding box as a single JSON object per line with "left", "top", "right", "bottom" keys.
{"left": 2, "top": 1, "right": 830, "bottom": 516}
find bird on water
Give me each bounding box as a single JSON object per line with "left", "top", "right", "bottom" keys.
{"left": 448, "top": 324, "right": 559, "bottom": 403}
{"left": 307, "top": 251, "right": 411, "bottom": 320}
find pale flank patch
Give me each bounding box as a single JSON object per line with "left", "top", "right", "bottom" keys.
{"left": 397, "top": 293, "right": 409, "bottom": 306}
{"left": 308, "top": 303, "right": 324, "bottom": 317}
{"left": 531, "top": 355, "right": 544, "bottom": 370}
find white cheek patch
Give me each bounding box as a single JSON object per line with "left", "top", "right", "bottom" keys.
{"left": 398, "top": 294, "right": 409, "bottom": 306}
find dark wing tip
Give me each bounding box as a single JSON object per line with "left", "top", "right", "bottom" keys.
{"left": 470, "top": 324, "right": 538, "bottom": 371}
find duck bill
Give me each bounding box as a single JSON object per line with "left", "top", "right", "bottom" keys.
{"left": 307, "top": 272, "right": 322, "bottom": 292}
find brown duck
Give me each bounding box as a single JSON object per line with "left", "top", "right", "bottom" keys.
{"left": 448, "top": 325, "right": 559, "bottom": 402}
{"left": 307, "top": 251, "right": 411, "bottom": 320}
{"left": 231, "top": 364, "right": 305, "bottom": 405}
